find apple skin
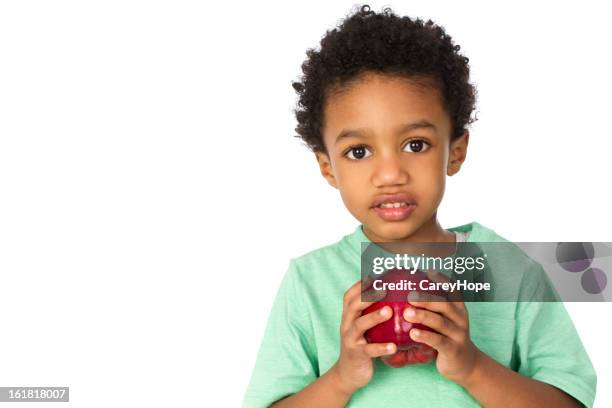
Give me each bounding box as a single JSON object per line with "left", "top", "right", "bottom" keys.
{"left": 362, "top": 268, "right": 444, "bottom": 367}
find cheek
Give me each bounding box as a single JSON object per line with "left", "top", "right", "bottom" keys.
{"left": 338, "top": 185, "right": 366, "bottom": 212}
{"left": 334, "top": 163, "right": 361, "bottom": 194}
{"left": 429, "top": 171, "right": 447, "bottom": 206}
{"left": 335, "top": 169, "right": 371, "bottom": 215}
{"left": 414, "top": 159, "right": 446, "bottom": 195}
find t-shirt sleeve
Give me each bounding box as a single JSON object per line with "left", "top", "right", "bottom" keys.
{"left": 242, "top": 259, "right": 319, "bottom": 408}
{"left": 515, "top": 264, "right": 597, "bottom": 408}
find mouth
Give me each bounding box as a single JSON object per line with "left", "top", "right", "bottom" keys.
{"left": 372, "top": 203, "right": 417, "bottom": 221}
{"left": 370, "top": 193, "right": 417, "bottom": 221}
{"left": 375, "top": 202, "right": 414, "bottom": 209}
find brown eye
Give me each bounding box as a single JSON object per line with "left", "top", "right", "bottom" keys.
{"left": 404, "top": 140, "right": 430, "bottom": 153}
{"left": 346, "top": 146, "right": 372, "bottom": 160}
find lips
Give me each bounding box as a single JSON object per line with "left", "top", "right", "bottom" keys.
{"left": 372, "top": 204, "right": 416, "bottom": 222}
{"left": 371, "top": 193, "right": 417, "bottom": 209}
{"left": 370, "top": 193, "right": 417, "bottom": 222}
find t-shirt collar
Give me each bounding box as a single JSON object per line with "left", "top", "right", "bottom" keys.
{"left": 344, "top": 221, "right": 482, "bottom": 257}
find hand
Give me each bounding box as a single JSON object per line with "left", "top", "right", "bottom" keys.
{"left": 332, "top": 279, "right": 396, "bottom": 396}
{"left": 402, "top": 270, "right": 482, "bottom": 385}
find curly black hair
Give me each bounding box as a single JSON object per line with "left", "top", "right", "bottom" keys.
{"left": 291, "top": 4, "right": 478, "bottom": 153}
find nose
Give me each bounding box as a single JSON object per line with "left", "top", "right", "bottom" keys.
{"left": 371, "top": 152, "right": 409, "bottom": 187}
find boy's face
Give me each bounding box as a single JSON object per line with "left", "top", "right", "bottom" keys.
{"left": 316, "top": 72, "right": 468, "bottom": 242}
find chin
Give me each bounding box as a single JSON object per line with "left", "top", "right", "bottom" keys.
{"left": 370, "top": 220, "right": 416, "bottom": 241}
{"left": 384, "top": 224, "right": 415, "bottom": 239}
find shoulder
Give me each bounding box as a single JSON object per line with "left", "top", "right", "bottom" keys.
{"left": 282, "top": 228, "right": 361, "bottom": 294}
{"left": 461, "top": 221, "right": 544, "bottom": 275}
{"left": 289, "top": 232, "right": 358, "bottom": 276}
{"left": 456, "top": 222, "right": 558, "bottom": 301}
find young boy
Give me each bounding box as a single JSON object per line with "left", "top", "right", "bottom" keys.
{"left": 243, "top": 5, "right": 596, "bottom": 407}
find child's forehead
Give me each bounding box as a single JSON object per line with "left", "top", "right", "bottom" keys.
{"left": 322, "top": 73, "right": 451, "bottom": 143}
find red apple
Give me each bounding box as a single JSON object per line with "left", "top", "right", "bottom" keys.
{"left": 362, "top": 268, "right": 444, "bottom": 367}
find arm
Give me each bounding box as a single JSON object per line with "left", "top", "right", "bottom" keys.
{"left": 458, "top": 349, "right": 581, "bottom": 408}
{"left": 404, "top": 271, "right": 584, "bottom": 408}
{"left": 270, "top": 365, "right": 351, "bottom": 408}
{"left": 272, "top": 280, "right": 395, "bottom": 408}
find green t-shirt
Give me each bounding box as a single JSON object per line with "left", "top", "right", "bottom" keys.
{"left": 243, "top": 222, "right": 597, "bottom": 407}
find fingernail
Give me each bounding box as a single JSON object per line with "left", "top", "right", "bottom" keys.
{"left": 404, "top": 308, "right": 415, "bottom": 319}
{"left": 411, "top": 329, "right": 420, "bottom": 337}
{"left": 379, "top": 306, "right": 390, "bottom": 316}
{"left": 387, "top": 343, "right": 395, "bottom": 352}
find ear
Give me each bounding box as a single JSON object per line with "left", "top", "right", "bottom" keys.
{"left": 447, "top": 131, "right": 469, "bottom": 176}
{"left": 315, "top": 150, "right": 338, "bottom": 189}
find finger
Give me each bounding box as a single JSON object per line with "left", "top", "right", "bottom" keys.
{"left": 407, "top": 291, "right": 465, "bottom": 327}
{"left": 343, "top": 278, "right": 384, "bottom": 306}
{"left": 409, "top": 327, "right": 450, "bottom": 352}
{"left": 409, "top": 290, "right": 447, "bottom": 303}
{"left": 361, "top": 278, "right": 387, "bottom": 302}
{"left": 363, "top": 342, "right": 397, "bottom": 358}
{"left": 352, "top": 305, "right": 393, "bottom": 339}
{"left": 342, "top": 280, "right": 384, "bottom": 326}
{"left": 362, "top": 274, "right": 375, "bottom": 288}
{"left": 444, "top": 296, "right": 468, "bottom": 326}
{"left": 426, "top": 269, "right": 464, "bottom": 303}
{"left": 403, "top": 307, "right": 461, "bottom": 341}
{"left": 346, "top": 293, "right": 385, "bottom": 323}
{"left": 342, "top": 281, "right": 366, "bottom": 315}
{"left": 343, "top": 280, "right": 363, "bottom": 306}
{"left": 423, "top": 270, "right": 468, "bottom": 322}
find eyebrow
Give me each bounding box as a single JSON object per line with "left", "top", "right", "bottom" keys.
{"left": 335, "top": 120, "right": 438, "bottom": 144}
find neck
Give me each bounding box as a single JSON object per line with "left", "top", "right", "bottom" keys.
{"left": 362, "top": 214, "right": 456, "bottom": 244}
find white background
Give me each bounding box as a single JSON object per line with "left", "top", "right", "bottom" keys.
{"left": 0, "top": 1, "right": 610, "bottom": 407}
